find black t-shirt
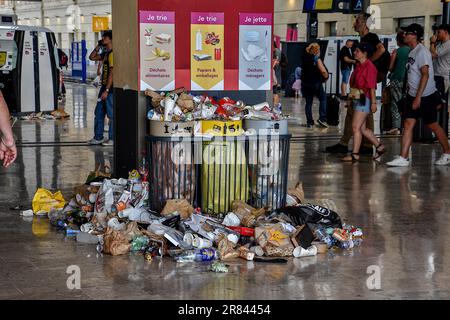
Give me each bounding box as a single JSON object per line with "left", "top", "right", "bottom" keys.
{"left": 361, "top": 32, "right": 391, "bottom": 75}
{"left": 301, "top": 53, "right": 323, "bottom": 86}
{"left": 340, "top": 46, "right": 354, "bottom": 71}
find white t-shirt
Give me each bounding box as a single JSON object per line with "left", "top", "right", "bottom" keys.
{"left": 434, "top": 40, "right": 450, "bottom": 80}
{"left": 407, "top": 44, "right": 436, "bottom": 97}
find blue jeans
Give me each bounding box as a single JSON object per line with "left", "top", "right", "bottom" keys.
{"left": 341, "top": 69, "right": 351, "bottom": 84}
{"left": 94, "top": 86, "right": 114, "bottom": 141}
{"left": 302, "top": 83, "right": 327, "bottom": 125}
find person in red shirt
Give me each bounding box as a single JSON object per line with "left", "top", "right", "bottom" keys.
{"left": 342, "top": 43, "right": 386, "bottom": 162}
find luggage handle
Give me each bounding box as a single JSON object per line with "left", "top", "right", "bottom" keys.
{"left": 325, "top": 72, "right": 333, "bottom": 96}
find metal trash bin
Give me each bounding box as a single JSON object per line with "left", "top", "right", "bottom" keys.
{"left": 146, "top": 135, "right": 198, "bottom": 212}
{"left": 246, "top": 134, "right": 291, "bottom": 210}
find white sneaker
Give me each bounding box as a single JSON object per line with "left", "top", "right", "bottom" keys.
{"left": 386, "top": 156, "right": 410, "bottom": 167}
{"left": 435, "top": 153, "right": 450, "bottom": 166}
{"left": 102, "top": 140, "right": 114, "bottom": 146}
{"left": 88, "top": 138, "right": 103, "bottom": 145}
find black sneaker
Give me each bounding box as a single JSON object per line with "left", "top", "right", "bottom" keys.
{"left": 359, "top": 146, "right": 374, "bottom": 155}
{"left": 325, "top": 143, "right": 349, "bottom": 154}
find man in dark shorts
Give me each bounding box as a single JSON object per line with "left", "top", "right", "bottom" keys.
{"left": 326, "top": 13, "right": 390, "bottom": 155}
{"left": 387, "top": 24, "right": 450, "bottom": 167}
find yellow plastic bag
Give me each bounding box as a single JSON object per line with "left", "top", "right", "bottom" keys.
{"left": 32, "top": 188, "right": 66, "bottom": 215}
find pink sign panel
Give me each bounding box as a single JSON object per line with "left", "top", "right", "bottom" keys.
{"left": 191, "top": 12, "right": 224, "bottom": 25}
{"left": 239, "top": 13, "right": 272, "bottom": 26}
{"left": 139, "top": 11, "right": 175, "bottom": 24}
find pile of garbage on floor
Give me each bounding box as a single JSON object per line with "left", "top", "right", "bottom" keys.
{"left": 29, "top": 169, "right": 363, "bottom": 269}
{"left": 145, "top": 88, "right": 286, "bottom": 122}
{"left": 16, "top": 109, "right": 71, "bottom": 121}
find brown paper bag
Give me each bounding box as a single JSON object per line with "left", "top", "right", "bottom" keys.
{"left": 103, "top": 227, "right": 131, "bottom": 256}
{"left": 288, "top": 182, "right": 305, "bottom": 204}
{"left": 161, "top": 199, "right": 194, "bottom": 220}
{"left": 177, "top": 93, "right": 194, "bottom": 112}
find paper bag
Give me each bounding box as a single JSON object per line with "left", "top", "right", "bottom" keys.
{"left": 161, "top": 199, "right": 194, "bottom": 220}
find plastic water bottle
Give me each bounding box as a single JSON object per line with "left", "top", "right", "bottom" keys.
{"left": 315, "top": 228, "right": 334, "bottom": 248}
{"left": 66, "top": 229, "right": 80, "bottom": 236}
{"left": 175, "top": 248, "right": 219, "bottom": 263}
{"left": 339, "top": 239, "right": 354, "bottom": 250}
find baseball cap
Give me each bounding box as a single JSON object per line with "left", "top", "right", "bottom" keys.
{"left": 436, "top": 24, "right": 450, "bottom": 33}
{"left": 403, "top": 23, "right": 424, "bottom": 39}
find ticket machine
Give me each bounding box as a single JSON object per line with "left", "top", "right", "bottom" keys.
{"left": 0, "top": 24, "right": 59, "bottom": 114}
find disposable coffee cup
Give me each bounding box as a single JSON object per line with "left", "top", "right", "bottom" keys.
{"left": 227, "top": 234, "right": 239, "bottom": 245}
{"left": 80, "top": 222, "right": 94, "bottom": 233}
{"left": 193, "top": 236, "right": 213, "bottom": 249}
{"left": 293, "top": 245, "right": 318, "bottom": 258}
{"left": 250, "top": 246, "right": 264, "bottom": 257}
{"left": 164, "top": 98, "right": 176, "bottom": 122}
{"left": 183, "top": 233, "right": 194, "bottom": 246}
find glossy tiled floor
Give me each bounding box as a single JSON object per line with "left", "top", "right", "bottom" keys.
{"left": 1, "top": 83, "right": 450, "bottom": 300}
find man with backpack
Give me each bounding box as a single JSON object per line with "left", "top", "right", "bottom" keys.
{"left": 326, "top": 13, "right": 391, "bottom": 155}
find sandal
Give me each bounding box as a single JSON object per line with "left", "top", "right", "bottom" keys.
{"left": 374, "top": 144, "right": 386, "bottom": 160}
{"left": 342, "top": 153, "right": 360, "bottom": 162}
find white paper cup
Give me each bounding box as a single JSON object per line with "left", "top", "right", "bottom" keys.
{"left": 193, "top": 236, "right": 213, "bottom": 249}
{"left": 250, "top": 246, "right": 264, "bottom": 257}
{"left": 293, "top": 246, "right": 318, "bottom": 258}
{"left": 227, "top": 234, "right": 239, "bottom": 245}
{"left": 183, "top": 233, "right": 194, "bottom": 246}
{"left": 164, "top": 98, "right": 176, "bottom": 121}
{"left": 80, "top": 222, "right": 94, "bottom": 233}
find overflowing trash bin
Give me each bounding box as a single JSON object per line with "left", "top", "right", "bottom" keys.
{"left": 146, "top": 134, "right": 198, "bottom": 213}
{"left": 26, "top": 87, "right": 364, "bottom": 269}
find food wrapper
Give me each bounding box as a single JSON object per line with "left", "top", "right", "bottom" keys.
{"left": 32, "top": 188, "right": 66, "bottom": 215}
{"left": 255, "top": 223, "right": 295, "bottom": 257}
{"left": 217, "top": 234, "right": 239, "bottom": 260}
{"left": 161, "top": 199, "right": 194, "bottom": 220}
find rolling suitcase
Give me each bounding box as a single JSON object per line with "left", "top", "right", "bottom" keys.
{"left": 380, "top": 86, "right": 393, "bottom": 133}
{"left": 325, "top": 73, "right": 340, "bottom": 126}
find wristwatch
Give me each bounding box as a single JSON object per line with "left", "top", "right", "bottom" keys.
{"left": 106, "top": 88, "right": 110, "bottom": 92}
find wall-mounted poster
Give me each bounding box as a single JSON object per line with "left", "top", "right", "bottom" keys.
{"left": 190, "top": 12, "right": 224, "bottom": 91}
{"left": 239, "top": 13, "right": 272, "bottom": 90}
{"left": 139, "top": 11, "right": 175, "bottom": 91}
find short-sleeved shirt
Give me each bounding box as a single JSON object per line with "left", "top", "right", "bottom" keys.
{"left": 433, "top": 40, "right": 450, "bottom": 80}
{"left": 390, "top": 46, "right": 410, "bottom": 82}
{"left": 407, "top": 43, "right": 436, "bottom": 97}
{"left": 361, "top": 32, "right": 390, "bottom": 75}
{"left": 350, "top": 59, "right": 377, "bottom": 98}
{"left": 340, "top": 46, "right": 354, "bottom": 71}
{"left": 101, "top": 50, "right": 114, "bottom": 87}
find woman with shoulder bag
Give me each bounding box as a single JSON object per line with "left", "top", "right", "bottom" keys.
{"left": 343, "top": 42, "right": 386, "bottom": 162}
{"left": 301, "top": 43, "right": 329, "bottom": 128}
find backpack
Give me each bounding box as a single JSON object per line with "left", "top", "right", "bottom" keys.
{"left": 373, "top": 46, "right": 391, "bottom": 83}
{"left": 58, "top": 49, "right": 68, "bottom": 68}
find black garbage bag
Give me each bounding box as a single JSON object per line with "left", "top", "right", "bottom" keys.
{"left": 274, "top": 204, "right": 342, "bottom": 229}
